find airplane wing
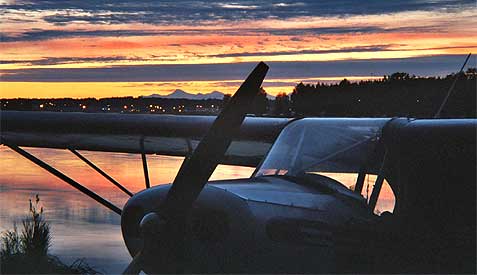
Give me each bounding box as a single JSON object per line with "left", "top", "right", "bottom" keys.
{"left": 0, "top": 111, "right": 289, "bottom": 167}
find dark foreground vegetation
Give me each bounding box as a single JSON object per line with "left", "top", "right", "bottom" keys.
{"left": 1, "top": 69, "right": 475, "bottom": 118}
{"left": 0, "top": 195, "right": 99, "bottom": 274}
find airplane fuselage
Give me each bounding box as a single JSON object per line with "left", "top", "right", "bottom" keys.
{"left": 121, "top": 175, "right": 377, "bottom": 273}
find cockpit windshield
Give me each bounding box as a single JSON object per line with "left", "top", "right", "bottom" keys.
{"left": 254, "top": 118, "right": 395, "bottom": 214}
{"left": 254, "top": 118, "right": 389, "bottom": 180}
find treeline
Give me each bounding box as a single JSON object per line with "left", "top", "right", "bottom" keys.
{"left": 273, "top": 69, "right": 476, "bottom": 118}
{"left": 2, "top": 69, "right": 476, "bottom": 118}
{"left": 1, "top": 97, "right": 226, "bottom": 115}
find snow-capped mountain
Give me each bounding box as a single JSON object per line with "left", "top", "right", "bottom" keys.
{"left": 142, "top": 89, "right": 225, "bottom": 100}
{"left": 142, "top": 89, "right": 275, "bottom": 100}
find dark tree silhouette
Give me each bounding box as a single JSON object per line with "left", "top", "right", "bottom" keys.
{"left": 222, "top": 93, "right": 231, "bottom": 106}
{"left": 250, "top": 87, "right": 268, "bottom": 115}
{"left": 290, "top": 69, "right": 476, "bottom": 118}
{"left": 273, "top": 92, "right": 291, "bottom": 116}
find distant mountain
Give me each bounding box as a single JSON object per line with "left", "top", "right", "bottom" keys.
{"left": 142, "top": 89, "right": 275, "bottom": 100}
{"left": 142, "top": 89, "right": 225, "bottom": 100}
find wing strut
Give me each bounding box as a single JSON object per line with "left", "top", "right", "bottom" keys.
{"left": 368, "top": 152, "right": 388, "bottom": 211}
{"left": 354, "top": 168, "right": 367, "bottom": 195}
{"left": 5, "top": 144, "right": 122, "bottom": 215}
{"left": 355, "top": 135, "right": 382, "bottom": 195}
{"left": 434, "top": 52, "right": 472, "bottom": 118}
{"left": 69, "top": 149, "right": 133, "bottom": 197}
{"left": 140, "top": 138, "right": 151, "bottom": 189}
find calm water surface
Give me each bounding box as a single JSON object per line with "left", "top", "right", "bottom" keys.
{"left": 0, "top": 146, "right": 254, "bottom": 273}
{"left": 0, "top": 146, "right": 393, "bottom": 273}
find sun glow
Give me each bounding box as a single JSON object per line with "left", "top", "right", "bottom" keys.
{"left": 0, "top": 76, "right": 384, "bottom": 98}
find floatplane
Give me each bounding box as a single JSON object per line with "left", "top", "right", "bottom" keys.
{"left": 1, "top": 60, "right": 475, "bottom": 274}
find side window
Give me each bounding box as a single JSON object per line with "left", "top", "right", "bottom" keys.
{"left": 318, "top": 172, "right": 395, "bottom": 215}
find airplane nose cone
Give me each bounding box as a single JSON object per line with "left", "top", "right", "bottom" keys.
{"left": 121, "top": 185, "right": 171, "bottom": 256}
{"left": 140, "top": 212, "right": 165, "bottom": 235}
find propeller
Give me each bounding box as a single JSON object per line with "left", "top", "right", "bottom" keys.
{"left": 123, "top": 62, "right": 269, "bottom": 274}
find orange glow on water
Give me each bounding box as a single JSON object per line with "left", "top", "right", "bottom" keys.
{"left": 0, "top": 146, "right": 254, "bottom": 207}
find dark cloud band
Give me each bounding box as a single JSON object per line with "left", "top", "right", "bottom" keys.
{"left": 2, "top": 1, "right": 474, "bottom": 26}
{"left": 0, "top": 55, "right": 472, "bottom": 82}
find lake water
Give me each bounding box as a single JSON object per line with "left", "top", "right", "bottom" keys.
{"left": 0, "top": 146, "right": 393, "bottom": 273}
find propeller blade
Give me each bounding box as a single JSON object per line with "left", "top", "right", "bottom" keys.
{"left": 162, "top": 62, "right": 269, "bottom": 217}
{"left": 123, "top": 251, "right": 142, "bottom": 275}
{"left": 128, "top": 62, "right": 269, "bottom": 274}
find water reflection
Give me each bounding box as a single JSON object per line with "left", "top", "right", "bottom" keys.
{"left": 0, "top": 146, "right": 253, "bottom": 273}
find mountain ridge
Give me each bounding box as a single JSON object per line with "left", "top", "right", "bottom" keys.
{"left": 142, "top": 89, "right": 224, "bottom": 100}
{"left": 142, "top": 89, "right": 275, "bottom": 100}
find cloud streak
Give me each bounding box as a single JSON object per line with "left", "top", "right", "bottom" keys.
{"left": 3, "top": 44, "right": 474, "bottom": 66}
{"left": 0, "top": 25, "right": 451, "bottom": 43}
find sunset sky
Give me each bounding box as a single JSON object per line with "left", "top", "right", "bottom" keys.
{"left": 1, "top": 0, "right": 476, "bottom": 98}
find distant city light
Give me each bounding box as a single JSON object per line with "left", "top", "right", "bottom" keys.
{"left": 39, "top": 104, "right": 44, "bottom": 108}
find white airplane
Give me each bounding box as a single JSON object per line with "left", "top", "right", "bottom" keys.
{"left": 1, "top": 62, "right": 475, "bottom": 273}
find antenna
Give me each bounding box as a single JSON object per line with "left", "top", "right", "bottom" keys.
{"left": 434, "top": 53, "right": 472, "bottom": 118}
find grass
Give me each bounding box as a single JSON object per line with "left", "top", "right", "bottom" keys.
{"left": 0, "top": 195, "right": 100, "bottom": 274}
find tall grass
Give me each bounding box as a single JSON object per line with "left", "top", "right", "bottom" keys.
{"left": 0, "top": 195, "right": 100, "bottom": 274}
